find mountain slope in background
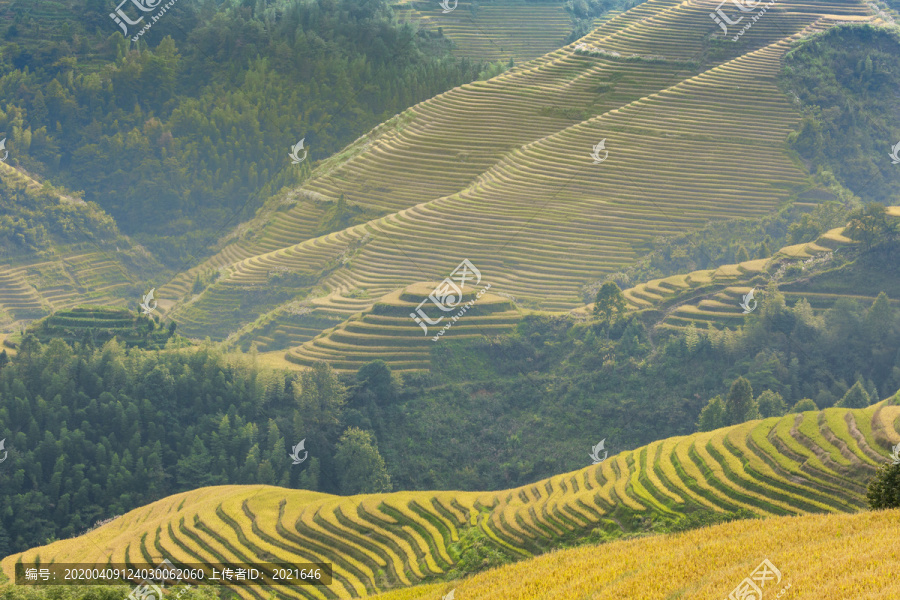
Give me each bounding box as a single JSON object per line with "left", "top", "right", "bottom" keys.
{"left": 163, "top": 0, "right": 877, "bottom": 356}
{"left": 0, "top": 162, "right": 159, "bottom": 329}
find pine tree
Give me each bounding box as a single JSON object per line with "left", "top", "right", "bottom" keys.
{"left": 697, "top": 395, "right": 726, "bottom": 431}
{"left": 866, "top": 291, "right": 893, "bottom": 342}
{"left": 684, "top": 322, "right": 700, "bottom": 352}
{"left": 724, "top": 377, "right": 759, "bottom": 425}
{"left": 836, "top": 380, "right": 871, "bottom": 409}
{"left": 867, "top": 462, "right": 900, "bottom": 509}
{"left": 334, "top": 427, "right": 392, "bottom": 495}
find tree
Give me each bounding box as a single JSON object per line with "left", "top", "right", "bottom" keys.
{"left": 697, "top": 395, "right": 726, "bottom": 431}
{"left": 865, "top": 291, "right": 893, "bottom": 341}
{"left": 175, "top": 436, "right": 215, "bottom": 487}
{"left": 836, "top": 380, "right": 871, "bottom": 408}
{"left": 297, "top": 456, "right": 320, "bottom": 491}
{"left": 845, "top": 202, "right": 897, "bottom": 250}
{"left": 757, "top": 390, "right": 787, "bottom": 418}
{"left": 356, "top": 360, "right": 396, "bottom": 405}
{"left": 593, "top": 282, "right": 626, "bottom": 327}
{"left": 867, "top": 462, "right": 900, "bottom": 509}
{"left": 790, "top": 398, "right": 818, "bottom": 413}
{"left": 724, "top": 377, "right": 759, "bottom": 425}
{"left": 334, "top": 427, "right": 392, "bottom": 495}
{"left": 684, "top": 322, "right": 699, "bottom": 353}
{"left": 293, "top": 361, "right": 348, "bottom": 450}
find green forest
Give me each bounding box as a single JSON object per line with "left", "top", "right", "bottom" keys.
{"left": 2, "top": 219, "right": 900, "bottom": 555}
{"left": 781, "top": 25, "right": 900, "bottom": 203}
{"left": 0, "top": 0, "right": 494, "bottom": 265}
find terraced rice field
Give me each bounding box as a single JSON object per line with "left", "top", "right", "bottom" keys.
{"left": 5, "top": 401, "right": 898, "bottom": 600}
{"left": 284, "top": 283, "right": 521, "bottom": 372}
{"left": 0, "top": 163, "right": 141, "bottom": 330}
{"left": 581, "top": 224, "right": 859, "bottom": 331}
{"left": 23, "top": 307, "right": 172, "bottom": 348}
{"left": 591, "top": 218, "right": 900, "bottom": 334}
{"left": 361, "top": 509, "right": 900, "bottom": 599}
{"left": 165, "top": 0, "right": 878, "bottom": 348}
{"left": 392, "top": 0, "right": 575, "bottom": 62}
{"left": 0, "top": 250, "right": 138, "bottom": 331}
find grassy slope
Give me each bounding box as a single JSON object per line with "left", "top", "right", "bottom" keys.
{"left": 3, "top": 401, "right": 898, "bottom": 599}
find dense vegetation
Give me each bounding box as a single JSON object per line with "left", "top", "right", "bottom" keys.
{"left": 780, "top": 24, "right": 900, "bottom": 204}
{"left": 23, "top": 307, "right": 177, "bottom": 350}
{"left": 3, "top": 235, "right": 900, "bottom": 555}
{"left": 0, "top": 177, "right": 117, "bottom": 258}
{"left": 0, "top": 0, "right": 490, "bottom": 265}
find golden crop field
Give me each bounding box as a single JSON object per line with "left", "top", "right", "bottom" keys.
{"left": 363, "top": 508, "right": 900, "bottom": 600}
{"left": 3, "top": 400, "right": 898, "bottom": 600}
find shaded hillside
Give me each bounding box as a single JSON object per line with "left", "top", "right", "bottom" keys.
{"left": 781, "top": 24, "right": 900, "bottom": 203}
{"left": 2, "top": 400, "right": 897, "bottom": 599}
{"left": 0, "top": 0, "right": 488, "bottom": 264}
{"left": 0, "top": 163, "right": 158, "bottom": 330}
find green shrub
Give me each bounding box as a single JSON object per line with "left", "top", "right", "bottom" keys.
{"left": 867, "top": 462, "right": 900, "bottom": 509}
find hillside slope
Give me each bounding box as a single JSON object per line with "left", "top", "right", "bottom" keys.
{"left": 392, "top": 0, "right": 576, "bottom": 62}
{"left": 4, "top": 401, "right": 898, "bottom": 599}
{"left": 163, "top": 0, "right": 877, "bottom": 349}
{"left": 274, "top": 211, "right": 875, "bottom": 371}
{"left": 575, "top": 212, "right": 900, "bottom": 335}
{"left": 362, "top": 508, "right": 900, "bottom": 600}
{"left": 0, "top": 163, "right": 159, "bottom": 331}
